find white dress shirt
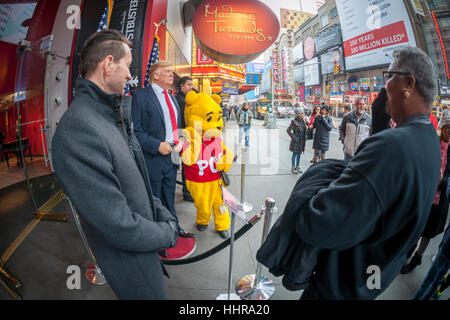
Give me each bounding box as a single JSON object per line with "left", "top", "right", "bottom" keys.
{"left": 151, "top": 83, "right": 178, "bottom": 144}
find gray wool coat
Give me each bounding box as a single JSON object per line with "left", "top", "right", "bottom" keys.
{"left": 52, "top": 78, "right": 178, "bottom": 299}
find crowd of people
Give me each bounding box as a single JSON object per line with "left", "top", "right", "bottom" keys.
{"left": 50, "top": 29, "right": 449, "bottom": 300}
{"left": 286, "top": 97, "right": 373, "bottom": 174}
{"left": 281, "top": 47, "right": 450, "bottom": 300}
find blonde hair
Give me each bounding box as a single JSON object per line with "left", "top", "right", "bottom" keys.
{"left": 149, "top": 60, "right": 172, "bottom": 83}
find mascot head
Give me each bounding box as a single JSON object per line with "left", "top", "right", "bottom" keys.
{"left": 185, "top": 91, "right": 224, "bottom": 139}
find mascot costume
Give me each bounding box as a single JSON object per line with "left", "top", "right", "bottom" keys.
{"left": 180, "top": 91, "right": 234, "bottom": 239}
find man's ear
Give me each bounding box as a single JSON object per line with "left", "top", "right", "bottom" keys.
{"left": 103, "top": 55, "right": 114, "bottom": 74}
{"left": 406, "top": 74, "right": 416, "bottom": 90}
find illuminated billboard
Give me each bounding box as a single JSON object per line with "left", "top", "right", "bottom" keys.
{"left": 335, "top": 0, "right": 416, "bottom": 70}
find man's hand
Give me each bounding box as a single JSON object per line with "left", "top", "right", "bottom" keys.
{"left": 158, "top": 141, "right": 173, "bottom": 155}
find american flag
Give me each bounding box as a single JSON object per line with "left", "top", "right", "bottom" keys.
{"left": 96, "top": 0, "right": 114, "bottom": 32}
{"left": 144, "top": 36, "right": 160, "bottom": 88}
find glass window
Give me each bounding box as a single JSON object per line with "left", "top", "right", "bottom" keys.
{"left": 320, "top": 13, "right": 329, "bottom": 27}
{"left": 330, "top": 7, "right": 338, "bottom": 19}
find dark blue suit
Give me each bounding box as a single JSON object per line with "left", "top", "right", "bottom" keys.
{"left": 131, "top": 85, "right": 181, "bottom": 220}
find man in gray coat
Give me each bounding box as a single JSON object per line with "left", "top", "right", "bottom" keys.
{"left": 339, "top": 98, "right": 372, "bottom": 160}
{"left": 52, "top": 30, "right": 178, "bottom": 299}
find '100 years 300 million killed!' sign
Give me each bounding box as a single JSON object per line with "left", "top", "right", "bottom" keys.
{"left": 192, "top": 0, "right": 280, "bottom": 64}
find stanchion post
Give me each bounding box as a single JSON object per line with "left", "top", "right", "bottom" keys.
{"left": 226, "top": 145, "right": 246, "bottom": 300}
{"left": 236, "top": 198, "right": 276, "bottom": 300}
{"left": 67, "top": 197, "right": 107, "bottom": 285}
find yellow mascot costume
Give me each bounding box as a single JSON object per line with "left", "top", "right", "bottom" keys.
{"left": 180, "top": 91, "right": 234, "bottom": 239}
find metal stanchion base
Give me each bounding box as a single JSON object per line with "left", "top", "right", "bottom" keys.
{"left": 236, "top": 274, "right": 275, "bottom": 300}
{"left": 85, "top": 264, "right": 107, "bottom": 285}
{"left": 216, "top": 293, "right": 241, "bottom": 300}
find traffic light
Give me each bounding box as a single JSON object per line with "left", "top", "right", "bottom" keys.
{"left": 334, "top": 64, "right": 341, "bottom": 74}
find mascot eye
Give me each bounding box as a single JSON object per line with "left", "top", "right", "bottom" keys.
{"left": 207, "top": 116, "right": 212, "bottom": 122}
{"left": 218, "top": 116, "right": 222, "bottom": 121}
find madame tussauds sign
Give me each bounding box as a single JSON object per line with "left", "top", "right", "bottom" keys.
{"left": 192, "top": 0, "right": 280, "bottom": 64}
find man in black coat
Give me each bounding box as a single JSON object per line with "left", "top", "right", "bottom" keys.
{"left": 259, "top": 47, "right": 441, "bottom": 300}
{"left": 298, "top": 47, "right": 441, "bottom": 300}
{"left": 175, "top": 76, "right": 194, "bottom": 202}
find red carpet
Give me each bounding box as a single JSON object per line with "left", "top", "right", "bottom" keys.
{"left": 160, "top": 237, "right": 196, "bottom": 260}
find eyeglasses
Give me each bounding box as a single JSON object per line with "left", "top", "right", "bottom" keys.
{"left": 383, "top": 71, "right": 411, "bottom": 85}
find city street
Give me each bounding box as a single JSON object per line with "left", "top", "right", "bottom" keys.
{"left": 167, "top": 117, "right": 450, "bottom": 300}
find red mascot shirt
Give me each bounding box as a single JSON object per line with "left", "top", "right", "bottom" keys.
{"left": 183, "top": 137, "right": 223, "bottom": 182}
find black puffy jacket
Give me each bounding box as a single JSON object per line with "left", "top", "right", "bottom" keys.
{"left": 312, "top": 115, "right": 333, "bottom": 151}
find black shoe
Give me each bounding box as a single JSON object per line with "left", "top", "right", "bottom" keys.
{"left": 196, "top": 224, "right": 208, "bottom": 231}
{"left": 401, "top": 253, "right": 422, "bottom": 274}
{"left": 183, "top": 194, "right": 194, "bottom": 202}
{"left": 218, "top": 230, "right": 229, "bottom": 239}
{"left": 159, "top": 250, "right": 168, "bottom": 258}
{"left": 178, "top": 228, "right": 195, "bottom": 238}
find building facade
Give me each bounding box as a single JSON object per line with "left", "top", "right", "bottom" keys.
{"left": 291, "top": 0, "right": 446, "bottom": 116}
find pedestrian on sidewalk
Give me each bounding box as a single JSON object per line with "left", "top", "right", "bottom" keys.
{"left": 401, "top": 115, "right": 450, "bottom": 275}
{"left": 236, "top": 103, "right": 252, "bottom": 147}
{"left": 339, "top": 98, "right": 372, "bottom": 160}
{"left": 411, "top": 223, "right": 450, "bottom": 300}
{"left": 175, "top": 76, "right": 195, "bottom": 203}
{"left": 311, "top": 105, "right": 333, "bottom": 163}
{"left": 307, "top": 106, "right": 320, "bottom": 161}
{"left": 290, "top": 46, "right": 440, "bottom": 300}
{"left": 287, "top": 108, "right": 307, "bottom": 174}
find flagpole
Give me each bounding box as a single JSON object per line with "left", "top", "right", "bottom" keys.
{"left": 154, "top": 19, "right": 167, "bottom": 37}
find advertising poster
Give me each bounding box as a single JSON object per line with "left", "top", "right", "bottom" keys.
{"left": 320, "top": 48, "right": 344, "bottom": 74}
{"left": 304, "top": 57, "right": 320, "bottom": 86}
{"left": 316, "top": 27, "right": 342, "bottom": 53}
{"left": 299, "top": 85, "right": 305, "bottom": 102}
{"left": 222, "top": 82, "right": 239, "bottom": 95}
{"left": 293, "top": 41, "right": 304, "bottom": 63}
{"left": 336, "top": 0, "right": 416, "bottom": 70}
{"left": 272, "top": 49, "right": 279, "bottom": 83}
{"left": 294, "top": 64, "right": 304, "bottom": 82}
{"left": 0, "top": 3, "right": 37, "bottom": 44}
{"left": 282, "top": 46, "right": 289, "bottom": 90}
{"left": 109, "top": 0, "right": 148, "bottom": 91}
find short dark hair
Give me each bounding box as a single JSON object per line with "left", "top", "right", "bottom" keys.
{"left": 178, "top": 76, "right": 192, "bottom": 89}
{"left": 79, "top": 29, "right": 130, "bottom": 78}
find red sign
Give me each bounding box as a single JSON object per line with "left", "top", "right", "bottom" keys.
{"left": 197, "top": 47, "right": 213, "bottom": 65}
{"left": 192, "top": 0, "right": 280, "bottom": 64}
{"left": 343, "top": 21, "right": 409, "bottom": 57}
{"left": 304, "top": 37, "right": 315, "bottom": 60}
{"left": 298, "top": 86, "right": 305, "bottom": 102}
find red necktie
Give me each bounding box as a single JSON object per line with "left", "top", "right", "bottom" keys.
{"left": 163, "top": 90, "right": 179, "bottom": 145}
